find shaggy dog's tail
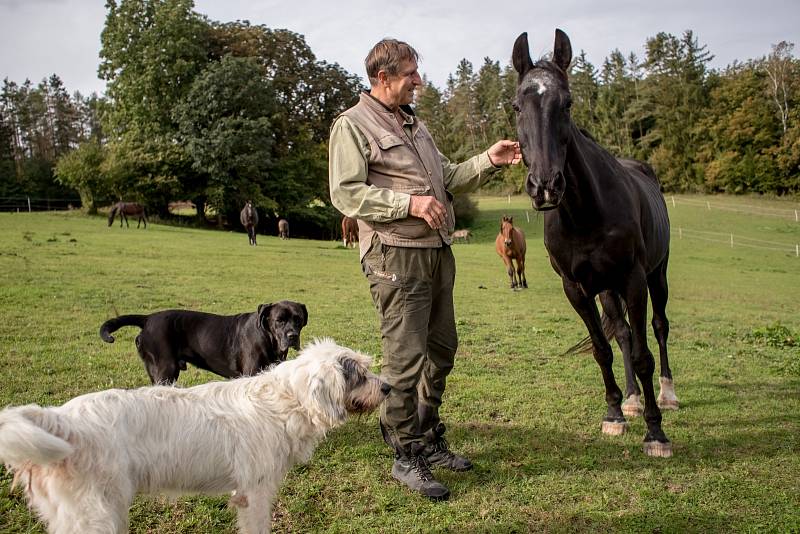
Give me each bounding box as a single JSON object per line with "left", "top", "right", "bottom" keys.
{"left": 0, "top": 406, "right": 73, "bottom": 465}
{"left": 99, "top": 314, "right": 148, "bottom": 343}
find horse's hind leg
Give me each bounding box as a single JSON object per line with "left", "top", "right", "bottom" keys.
{"left": 599, "top": 291, "right": 641, "bottom": 416}
{"left": 648, "top": 257, "right": 678, "bottom": 410}
{"left": 562, "top": 280, "right": 627, "bottom": 436}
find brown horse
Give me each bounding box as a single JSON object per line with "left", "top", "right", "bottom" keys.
{"left": 341, "top": 216, "right": 359, "bottom": 248}
{"left": 278, "top": 219, "right": 290, "bottom": 239}
{"left": 240, "top": 201, "right": 259, "bottom": 246}
{"left": 108, "top": 202, "right": 147, "bottom": 229}
{"left": 495, "top": 215, "right": 527, "bottom": 289}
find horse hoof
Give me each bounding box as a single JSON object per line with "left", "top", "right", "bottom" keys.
{"left": 643, "top": 440, "right": 672, "bottom": 457}
{"left": 658, "top": 398, "right": 679, "bottom": 410}
{"left": 601, "top": 420, "right": 628, "bottom": 436}
{"left": 622, "top": 395, "right": 643, "bottom": 417}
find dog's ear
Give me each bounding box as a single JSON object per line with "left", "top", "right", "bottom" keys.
{"left": 300, "top": 304, "right": 308, "bottom": 326}
{"left": 307, "top": 365, "right": 347, "bottom": 426}
{"left": 257, "top": 303, "right": 273, "bottom": 330}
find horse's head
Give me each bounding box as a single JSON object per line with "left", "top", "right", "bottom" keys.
{"left": 107, "top": 203, "right": 118, "bottom": 226}
{"left": 500, "top": 215, "right": 514, "bottom": 247}
{"left": 512, "top": 29, "right": 573, "bottom": 211}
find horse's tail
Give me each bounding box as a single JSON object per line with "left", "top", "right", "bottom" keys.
{"left": 99, "top": 314, "right": 148, "bottom": 343}
{"left": 563, "top": 299, "right": 627, "bottom": 355}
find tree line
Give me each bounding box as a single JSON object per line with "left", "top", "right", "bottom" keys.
{"left": 1, "top": 0, "right": 797, "bottom": 235}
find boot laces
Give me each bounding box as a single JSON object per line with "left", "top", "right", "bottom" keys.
{"left": 411, "top": 453, "right": 434, "bottom": 482}
{"left": 432, "top": 437, "right": 455, "bottom": 459}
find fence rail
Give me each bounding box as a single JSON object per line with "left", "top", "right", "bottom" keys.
{"left": 675, "top": 227, "right": 799, "bottom": 256}
{"left": 669, "top": 196, "right": 800, "bottom": 221}
{"left": 0, "top": 196, "right": 82, "bottom": 212}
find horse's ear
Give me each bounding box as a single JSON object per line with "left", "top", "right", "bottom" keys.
{"left": 512, "top": 32, "right": 534, "bottom": 81}
{"left": 553, "top": 28, "right": 572, "bottom": 73}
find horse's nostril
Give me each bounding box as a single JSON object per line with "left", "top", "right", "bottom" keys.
{"left": 525, "top": 177, "right": 538, "bottom": 198}
{"left": 380, "top": 382, "right": 391, "bottom": 395}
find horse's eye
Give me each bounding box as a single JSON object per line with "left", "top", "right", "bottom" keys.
{"left": 564, "top": 97, "right": 573, "bottom": 110}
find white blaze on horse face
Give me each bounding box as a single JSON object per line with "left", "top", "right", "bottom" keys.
{"left": 521, "top": 71, "right": 551, "bottom": 97}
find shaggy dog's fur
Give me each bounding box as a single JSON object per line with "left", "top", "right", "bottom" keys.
{"left": 0, "top": 339, "right": 388, "bottom": 534}
{"left": 99, "top": 300, "right": 308, "bottom": 384}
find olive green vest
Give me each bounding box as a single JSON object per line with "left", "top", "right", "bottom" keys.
{"left": 341, "top": 93, "right": 454, "bottom": 254}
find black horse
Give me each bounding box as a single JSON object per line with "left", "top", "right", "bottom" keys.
{"left": 108, "top": 202, "right": 148, "bottom": 229}
{"left": 512, "top": 29, "right": 677, "bottom": 457}
{"left": 240, "top": 200, "right": 259, "bottom": 246}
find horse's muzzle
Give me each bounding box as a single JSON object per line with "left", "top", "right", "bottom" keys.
{"left": 525, "top": 171, "right": 564, "bottom": 211}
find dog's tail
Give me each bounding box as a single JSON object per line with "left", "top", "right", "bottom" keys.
{"left": 99, "top": 314, "right": 148, "bottom": 343}
{"left": 0, "top": 406, "right": 74, "bottom": 465}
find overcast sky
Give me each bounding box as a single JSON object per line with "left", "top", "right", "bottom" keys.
{"left": 1, "top": 0, "right": 798, "bottom": 97}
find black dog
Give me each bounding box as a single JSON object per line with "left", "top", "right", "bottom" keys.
{"left": 100, "top": 301, "right": 308, "bottom": 384}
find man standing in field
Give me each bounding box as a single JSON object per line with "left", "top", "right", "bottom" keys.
{"left": 328, "top": 38, "right": 521, "bottom": 500}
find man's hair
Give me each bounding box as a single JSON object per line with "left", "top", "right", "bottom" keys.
{"left": 365, "top": 38, "right": 420, "bottom": 85}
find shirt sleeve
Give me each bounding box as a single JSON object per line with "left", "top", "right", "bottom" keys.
{"left": 328, "top": 116, "right": 410, "bottom": 222}
{"left": 441, "top": 150, "right": 500, "bottom": 194}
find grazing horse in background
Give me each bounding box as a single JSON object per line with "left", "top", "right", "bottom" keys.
{"left": 278, "top": 219, "right": 290, "bottom": 239}
{"left": 495, "top": 216, "right": 527, "bottom": 289}
{"left": 108, "top": 202, "right": 147, "bottom": 229}
{"left": 240, "top": 200, "right": 259, "bottom": 246}
{"left": 451, "top": 229, "right": 472, "bottom": 243}
{"left": 512, "top": 29, "right": 676, "bottom": 457}
{"left": 341, "top": 216, "right": 359, "bottom": 248}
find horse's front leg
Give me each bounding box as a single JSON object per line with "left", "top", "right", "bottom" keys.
{"left": 598, "top": 291, "right": 642, "bottom": 417}
{"left": 517, "top": 257, "right": 528, "bottom": 288}
{"left": 562, "top": 279, "right": 626, "bottom": 436}
{"left": 502, "top": 255, "right": 516, "bottom": 289}
{"left": 623, "top": 268, "right": 672, "bottom": 457}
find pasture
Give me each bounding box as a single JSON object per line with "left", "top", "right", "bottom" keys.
{"left": 0, "top": 194, "right": 798, "bottom": 533}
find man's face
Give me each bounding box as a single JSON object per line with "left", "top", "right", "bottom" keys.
{"left": 383, "top": 59, "right": 422, "bottom": 108}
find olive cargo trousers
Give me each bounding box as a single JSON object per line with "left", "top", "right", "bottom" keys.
{"left": 362, "top": 235, "right": 458, "bottom": 451}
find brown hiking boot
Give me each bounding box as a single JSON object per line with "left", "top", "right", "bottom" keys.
{"left": 391, "top": 443, "right": 450, "bottom": 500}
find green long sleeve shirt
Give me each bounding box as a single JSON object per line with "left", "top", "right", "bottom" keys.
{"left": 328, "top": 112, "right": 499, "bottom": 223}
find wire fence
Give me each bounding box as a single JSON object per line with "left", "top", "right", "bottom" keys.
{"left": 674, "top": 227, "right": 799, "bottom": 256}
{"left": 0, "top": 196, "right": 82, "bottom": 212}
{"left": 668, "top": 195, "right": 800, "bottom": 222}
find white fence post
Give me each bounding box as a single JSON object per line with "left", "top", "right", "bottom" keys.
{"left": 796, "top": 244, "right": 799, "bottom": 257}
{"left": 27, "top": 197, "right": 31, "bottom": 212}
{"left": 730, "top": 234, "right": 734, "bottom": 248}
{"left": 672, "top": 196, "right": 675, "bottom": 208}
{"left": 507, "top": 194, "right": 511, "bottom": 204}
{"left": 706, "top": 201, "right": 711, "bottom": 210}
{"left": 795, "top": 210, "right": 798, "bottom": 222}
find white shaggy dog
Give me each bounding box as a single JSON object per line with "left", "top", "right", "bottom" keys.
{"left": 0, "top": 338, "right": 388, "bottom": 534}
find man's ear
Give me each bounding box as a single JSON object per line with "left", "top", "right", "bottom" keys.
{"left": 257, "top": 303, "right": 273, "bottom": 330}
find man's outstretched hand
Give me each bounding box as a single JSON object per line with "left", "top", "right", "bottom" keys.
{"left": 488, "top": 140, "right": 522, "bottom": 166}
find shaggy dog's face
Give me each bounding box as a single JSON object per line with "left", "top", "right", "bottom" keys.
{"left": 281, "top": 340, "right": 389, "bottom": 427}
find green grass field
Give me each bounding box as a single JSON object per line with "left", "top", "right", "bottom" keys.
{"left": 1, "top": 195, "right": 798, "bottom": 533}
